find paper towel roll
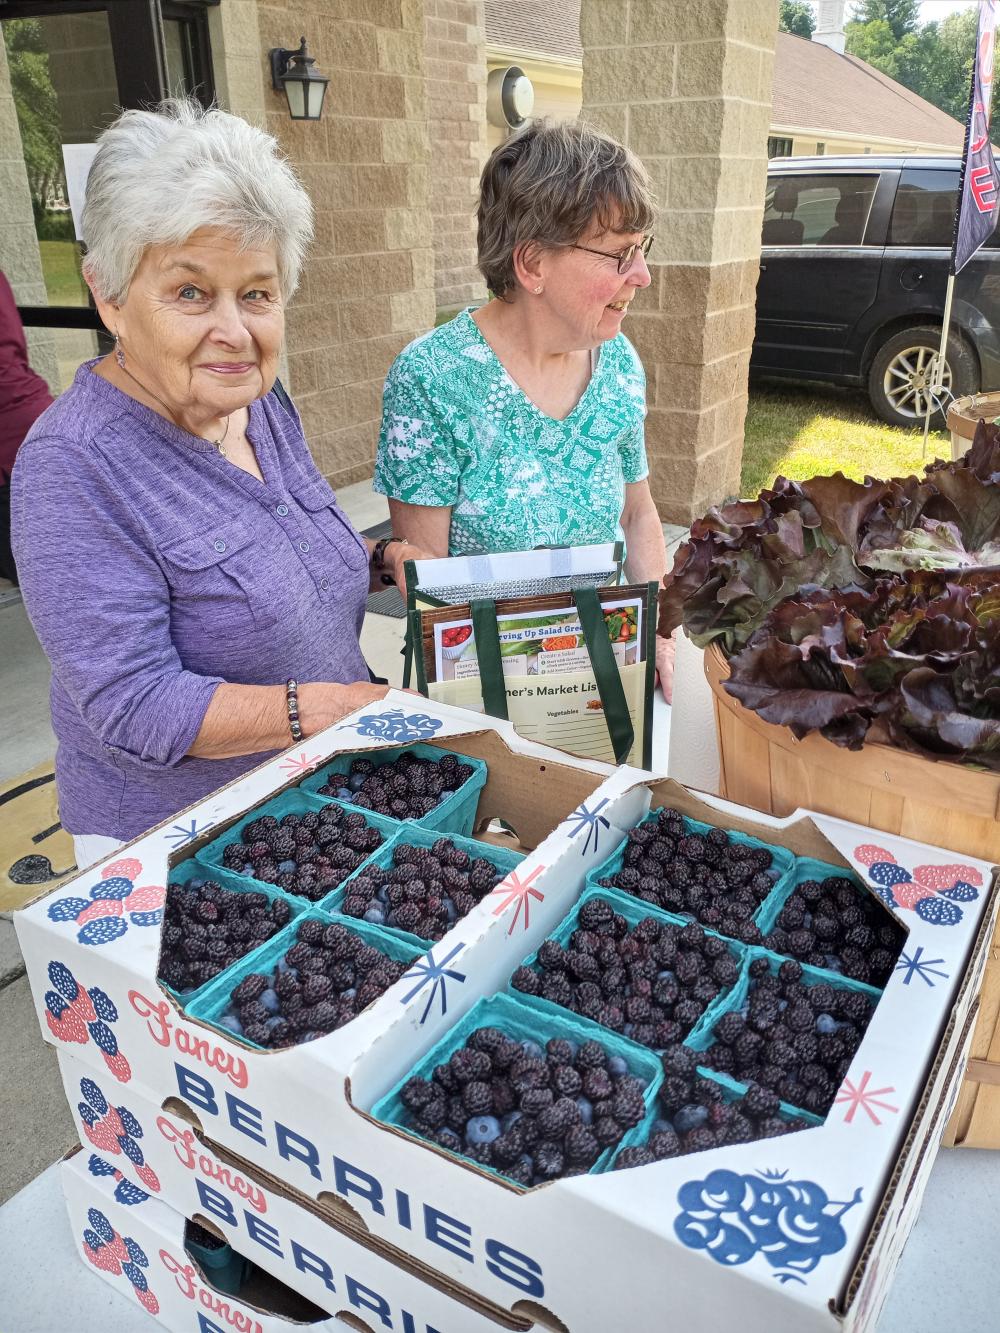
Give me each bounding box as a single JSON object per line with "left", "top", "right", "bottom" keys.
{"left": 667, "top": 631, "right": 720, "bottom": 794}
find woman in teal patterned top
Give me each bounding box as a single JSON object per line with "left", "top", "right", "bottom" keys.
{"left": 375, "top": 120, "right": 676, "bottom": 699}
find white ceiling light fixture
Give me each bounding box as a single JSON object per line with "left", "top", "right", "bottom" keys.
{"left": 486, "top": 65, "right": 535, "bottom": 130}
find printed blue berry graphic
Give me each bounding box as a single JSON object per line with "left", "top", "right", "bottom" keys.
{"left": 915, "top": 897, "right": 962, "bottom": 926}
{"left": 47, "top": 856, "right": 164, "bottom": 947}
{"left": 341, "top": 708, "right": 444, "bottom": 742}
{"left": 941, "top": 881, "right": 978, "bottom": 903}
{"left": 867, "top": 862, "right": 911, "bottom": 888}
{"left": 674, "top": 1168, "right": 862, "bottom": 1284}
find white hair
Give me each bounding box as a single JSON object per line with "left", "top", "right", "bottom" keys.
{"left": 81, "top": 98, "right": 313, "bottom": 303}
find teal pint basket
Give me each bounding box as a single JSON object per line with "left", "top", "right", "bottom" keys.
{"left": 754, "top": 855, "right": 879, "bottom": 937}
{"left": 184, "top": 1225, "right": 253, "bottom": 1296}
{"left": 585, "top": 807, "right": 796, "bottom": 929}
{"left": 160, "top": 858, "right": 307, "bottom": 1011}
{"left": 371, "top": 992, "right": 662, "bottom": 1189}
{"left": 187, "top": 907, "right": 423, "bottom": 1051}
{"left": 321, "top": 821, "right": 526, "bottom": 950}
{"left": 194, "top": 788, "right": 400, "bottom": 903}
{"left": 507, "top": 885, "right": 748, "bottom": 1049}
{"left": 299, "top": 742, "right": 487, "bottom": 838}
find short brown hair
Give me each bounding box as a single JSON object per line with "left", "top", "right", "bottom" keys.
{"left": 477, "top": 119, "right": 655, "bottom": 298}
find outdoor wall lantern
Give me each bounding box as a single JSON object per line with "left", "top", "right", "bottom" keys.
{"left": 269, "top": 36, "right": 329, "bottom": 121}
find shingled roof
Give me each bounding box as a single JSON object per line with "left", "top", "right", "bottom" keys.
{"left": 771, "top": 32, "right": 963, "bottom": 148}
{"left": 484, "top": 6, "right": 965, "bottom": 150}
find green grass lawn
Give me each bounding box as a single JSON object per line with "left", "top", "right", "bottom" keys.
{"left": 38, "top": 239, "right": 89, "bottom": 306}
{"left": 741, "top": 379, "right": 951, "bottom": 497}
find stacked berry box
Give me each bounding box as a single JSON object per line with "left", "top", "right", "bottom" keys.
{"left": 299, "top": 743, "right": 488, "bottom": 838}
{"left": 17, "top": 694, "right": 999, "bottom": 1333}
{"left": 372, "top": 992, "right": 662, "bottom": 1189}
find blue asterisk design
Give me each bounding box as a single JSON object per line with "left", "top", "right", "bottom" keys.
{"left": 340, "top": 709, "right": 444, "bottom": 743}
{"left": 567, "top": 798, "right": 612, "bottom": 856}
{"left": 894, "top": 947, "right": 949, "bottom": 988}
{"left": 400, "top": 943, "right": 468, "bottom": 1024}
{"left": 164, "top": 817, "right": 211, "bottom": 849}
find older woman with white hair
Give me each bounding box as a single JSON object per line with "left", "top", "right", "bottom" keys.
{"left": 12, "top": 99, "right": 428, "bottom": 867}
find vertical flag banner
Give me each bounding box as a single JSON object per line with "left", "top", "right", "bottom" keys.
{"left": 953, "top": 0, "right": 1000, "bottom": 274}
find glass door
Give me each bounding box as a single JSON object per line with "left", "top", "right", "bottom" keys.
{"left": 0, "top": 0, "right": 217, "bottom": 392}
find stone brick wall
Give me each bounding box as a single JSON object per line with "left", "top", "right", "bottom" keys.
{"left": 251, "top": 1, "right": 436, "bottom": 489}
{"left": 581, "top": 0, "right": 778, "bottom": 525}
{"left": 424, "top": 0, "right": 488, "bottom": 313}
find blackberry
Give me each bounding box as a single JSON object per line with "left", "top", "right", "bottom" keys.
{"left": 611, "top": 1086, "right": 646, "bottom": 1127}
{"left": 462, "top": 1081, "right": 493, "bottom": 1115}
{"left": 742, "top": 1082, "right": 780, "bottom": 1119}
{"left": 533, "top": 1142, "right": 565, "bottom": 1178}
{"left": 661, "top": 1044, "right": 698, "bottom": 1079}
{"left": 682, "top": 1127, "right": 717, "bottom": 1153}
{"left": 594, "top": 1116, "right": 625, "bottom": 1147}
{"left": 537, "top": 1097, "right": 580, "bottom": 1138}
{"left": 232, "top": 974, "right": 268, "bottom": 1004}
{"left": 615, "top": 1146, "right": 656, "bottom": 1169}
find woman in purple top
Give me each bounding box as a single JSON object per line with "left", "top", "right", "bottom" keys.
{"left": 11, "top": 100, "right": 426, "bottom": 866}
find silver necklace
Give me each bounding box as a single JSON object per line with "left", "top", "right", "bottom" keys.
{"left": 116, "top": 360, "right": 231, "bottom": 453}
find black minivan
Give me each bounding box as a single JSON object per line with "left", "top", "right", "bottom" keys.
{"left": 753, "top": 155, "right": 1000, "bottom": 425}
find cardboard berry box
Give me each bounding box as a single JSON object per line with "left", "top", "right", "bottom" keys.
{"left": 15, "top": 691, "right": 1000, "bottom": 1333}
{"left": 59, "top": 1144, "right": 516, "bottom": 1333}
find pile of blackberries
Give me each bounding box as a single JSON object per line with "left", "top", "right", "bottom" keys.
{"left": 158, "top": 876, "right": 291, "bottom": 994}
{"left": 215, "top": 919, "right": 410, "bottom": 1048}
{"left": 341, "top": 836, "right": 505, "bottom": 941}
{"left": 596, "top": 809, "right": 777, "bottom": 942}
{"left": 699, "top": 958, "right": 876, "bottom": 1114}
{"left": 616, "top": 1044, "right": 814, "bottom": 1166}
{"left": 511, "top": 897, "right": 738, "bottom": 1049}
{"left": 318, "top": 752, "right": 476, "bottom": 821}
{"left": 398, "top": 1028, "right": 649, "bottom": 1186}
{"left": 219, "top": 804, "right": 385, "bottom": 902}
{"left": 762, "top": 876, "right": 905, "bottom": 986}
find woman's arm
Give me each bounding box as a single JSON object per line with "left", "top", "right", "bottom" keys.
{"left": 621, "top": 478, "right": 677, "bottom": 704}
{"left": 386, "top": 499, "right": 452, "bottom": 557}
{"left": 188, "top": 680, "right": 389, "bottom": 760}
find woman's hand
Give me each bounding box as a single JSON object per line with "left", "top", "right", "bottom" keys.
{"left": 655, "top": 632, "right": 677, "bottom": 706}
{"left": 297, "top": 681, "right": 391, "bottom": 736}
{"left": 383, "top": 541, "right": 438, "bottom": 600}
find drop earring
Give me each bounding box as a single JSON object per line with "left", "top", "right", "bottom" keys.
{"left": 114, "top": 332, "right": 126, "bottom": 369}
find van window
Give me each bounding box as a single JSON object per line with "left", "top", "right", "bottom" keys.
{"left": 889, "top": 169, "right": 960, "bottom": 246}
{"left": 762, "top": 174, "right": 877, "bottom": 247}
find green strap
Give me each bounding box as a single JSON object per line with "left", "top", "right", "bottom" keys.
{"left": 574, "top": 588, "right": 634, "bottom": 764}
{"left": 471, "top": 599, "right": 509, "bottom": 720}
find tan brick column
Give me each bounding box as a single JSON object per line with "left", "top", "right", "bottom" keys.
{"left": 581, "top": 0, "right": 778, "bottom": 525}
{"left": 424, "top": 0, "right": 488, "bottom": 314}
{"left": 252, "top": 1, "right": 436, "bottom": 489}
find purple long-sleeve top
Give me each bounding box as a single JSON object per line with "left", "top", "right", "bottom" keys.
{"left": 11, "top": 361, "right": 371, "bottom": 840}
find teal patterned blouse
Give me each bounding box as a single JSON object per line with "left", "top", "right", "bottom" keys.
{"left": 374, "top": 308, "right": 649, "bottom": 556}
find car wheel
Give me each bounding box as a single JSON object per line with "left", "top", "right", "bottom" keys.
{"left": 868, "top": 324, "right": 978, "bottom": 428}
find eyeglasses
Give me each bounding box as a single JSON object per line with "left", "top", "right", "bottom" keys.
{"left": 570, "top": 234, "right": 654, "bottom": 274}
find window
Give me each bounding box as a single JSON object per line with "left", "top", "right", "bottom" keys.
{"left": 767, "top": 136, "right": 793, "bottom": 159}
{"left": 888, "top": 168, "right": 961, "bottom": 247}
{"left": 816, "top": 142, "right": 826, "bottom": 155}
{"left": 762, "top": 173, "right": 878, "bottom": 247}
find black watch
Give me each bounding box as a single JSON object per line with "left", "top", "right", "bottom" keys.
{"left": 371, "top": 535, "right": 407, "bottom": 570}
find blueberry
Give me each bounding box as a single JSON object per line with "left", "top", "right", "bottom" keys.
{"left": 803, "top": 912, "right": 813, "bottom": 927}
{"left": 219, "top": 1014, "right": 243, "bottom": 1036}
{"left": 520, "top": 1040, "right": 544, "bottom": 1060}
{"left": 607, "top": 1055, "right": 629, "bottom": 1076}
{"left": 824, "top": 955, "right": 843, "bottom": 973}
{"left": 259, "top": 988, "right": 280, "bottom": 1015}
{"left": 816, "top": 1012, "right": 838, "bottom": 1035}
{"left": 623, "top": 1023, "right": 635, "bottom": 1037}
{"left": 575, "top": 1096, "right": 594, "bottom": 1125}
{"left": 652, "top": 1118, "right": 674, "bottom": 1135}
{"left": 657, "top": 969, "right": 675, "bottom": 981}
{"left": 342, "top": 988, "right": 356, "bottom": 999}
{"left": 337, "top": 787, "right": 353, "bottom": 801}
{"left": 501, "top": 1110, "right": 523, "bottom": 1131}
{"left": 364, "top": 906, "right": 386, "bottom": 924}
{"left": 375, "top": 887, "right": 389, "bottom": 904}
{"left": 465, "top": 1115, "right": 501, "bottom": 1145}
{"left": 242, "top": 862, "right": 253, "bottom": 875}
{"left": 444, "top": 900, "right": 458, "bottom": 922}
{"left": 778, "top": 999, "right": 788, "bottom": 1011}
{"left": 673, "top": 1104, "right": 709, "bottom": 1135}
{"left": 349, "top": 772, "right": 367, "bottom": 793}
{"left": 277, "top": 859, "right": 296, "bottom": 873}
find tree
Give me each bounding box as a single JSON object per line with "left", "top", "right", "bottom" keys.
{"left": 849, "top": 0, "right": 920, "bottom": 41}
{"left": 4, "top": 19, "right": 62, "bottom": 209}
{"left": 779, "top": 1, "right": 815, "bottom": 38}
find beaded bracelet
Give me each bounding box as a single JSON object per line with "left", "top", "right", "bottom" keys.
{"left": 286, "top": 678, "right": 304, "bottom": 744}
